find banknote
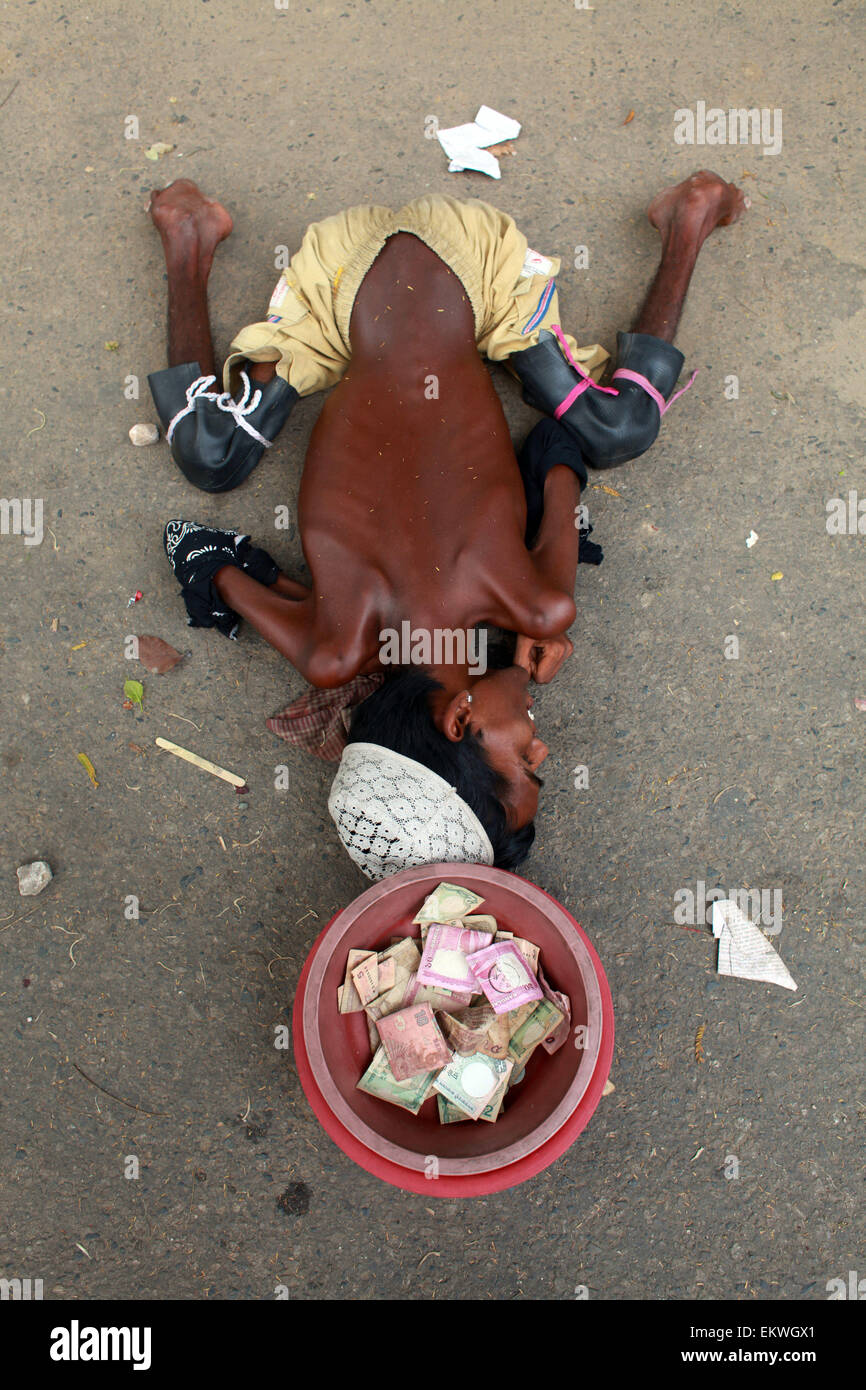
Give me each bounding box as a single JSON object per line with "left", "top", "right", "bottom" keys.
{"left": 438, "top": 1002, "right": 513, "bottom": 1059}
{"left": 363, "top": 939, "right": 422, "bottom": 1024}
{"left": 510, "top": 937, "right": 540, "bottom": 974}
{"left": 402, "top": 971, "right": 473, "bottom": 1012}
{"left": 507, "top": 999, "right": 565, "bottom": 1066}
{"left": 478, "top": 1071, "right": 510, "bottom": 1123}
{"left": 351, "top": 954, "right": 380, "bottom": 1005}
{"left": 503, "top": 1001, "right": 538, "bottom": 1036}
{"left": 413, "top": 882, "right": 485, "bottom": 925}
{"left": 367, "top": 1012, "right": 380, "bottom": 1054}
{"left": 437, "top": 1094, "right": 470, "bottom": 1124}
{"left": 376, "top": 1003, "right": 453, "bottom": 1080}
{"left": 537, "top": 964, "right": 571, "bottom": 1054}
{"left": 460, "top": 914, "right": 498, "bottom": 935}
{"left": 377, "top": 956, "right": 396, "bottom": 992}
{"left": 420, "top": 1072, "right": 441, "bottom": 1105}
{"left": 338, "top": 949, "right": 377, "bottom": 1013}
{"left": 356, "top": 1045, "right": 439, "bottom": 1114}
{"left": 467, "top": 941, "right": 543, "bottom": 1013}
{"left": 381, "top": 936, "right": 422, "bottom": 975}
{"left": 417, "top": 922, "right": 493, "bottom": 991}
{"left": 365, "top": 980, "right": 409, "bottom": 1024}
{"left": 507, "top": 1064, "right": 527, "bottom": 1090}
{"left": 433, "top": 1051, "right": 513, "bottom": 1119}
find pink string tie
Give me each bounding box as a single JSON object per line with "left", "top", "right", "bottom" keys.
{"left": 550, "top": 323, "right": 698, "bottom": 418}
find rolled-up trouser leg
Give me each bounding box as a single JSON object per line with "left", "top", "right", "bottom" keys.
{"left": 512, "top": 329, "right": 687, "bottom": 470}
{"left": 148, "top": 361, "right": 298, "bottom": 493}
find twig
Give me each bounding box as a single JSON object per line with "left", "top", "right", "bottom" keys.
{"left": 71, "top": 1061, "right": 167, "bottom": 1116}
{"left": 166, "top": 712, "right": 203, "bottom": 731}
{"left": 0, "top": 79, "right": 20, "bottom": 111}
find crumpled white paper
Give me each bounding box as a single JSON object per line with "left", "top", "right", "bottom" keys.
{"left": 711, "top": 898, "right": 797, "bottom": 991}
{"left": 437, "top": 105, "right": 522, "bottom": 180}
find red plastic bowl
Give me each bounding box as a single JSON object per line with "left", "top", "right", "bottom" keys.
{"left": 294, "top": 864, "right": 614, "bottom": 1196}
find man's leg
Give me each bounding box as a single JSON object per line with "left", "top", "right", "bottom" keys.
{"left": 632, "top": 170, "right": 749, "bottom": 341}
{"left": 512, "top": 170, "right": 749, "bottom": 469}
{"left": 149, "top": 179, "right": 235, "bottom": 376}
{"left": 147, "top": 180, "right": 297, "bottom": 492}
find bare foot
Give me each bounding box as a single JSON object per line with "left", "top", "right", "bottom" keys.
{"left": 648, "top": 170, "right": 750, "bottom": 247}
{"left": 148, "top": 179, "right": 233, "bottom": 263}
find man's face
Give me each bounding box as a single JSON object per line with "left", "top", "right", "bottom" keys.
{"left": 468, "top": 665, "right": 549, "bottom": 827}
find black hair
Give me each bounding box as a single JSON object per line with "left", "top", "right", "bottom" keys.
{"left": 347, "top": 668, "right": 535, "bottom": 871}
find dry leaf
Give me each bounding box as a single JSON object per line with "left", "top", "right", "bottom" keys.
{"left": 601, "top": 484, "right": 622, "bottom": 497}
{"left": 623, "top": 109, "right": 635, "bottom": 125}
{"left": 137, "top": 634, "right": 184, "bottom": 674}
{"left": 77, "top": 752, "right": 99, "bottom": 788}
{"left": 695, "top": 1023, "right": 706, "bottom": 1064}
{"left": 485, "top": 140, "right": 516, "bottom": 158}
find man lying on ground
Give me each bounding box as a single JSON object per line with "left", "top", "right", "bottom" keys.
{"left": 147, "top": 173, "right": 748, "bottom": 878}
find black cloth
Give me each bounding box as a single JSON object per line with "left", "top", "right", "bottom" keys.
{"left": 517, "top": 418, "right": 602, "bottom": 563}
{"left": 163, "top": 520, "right": 279, "bottom": 639}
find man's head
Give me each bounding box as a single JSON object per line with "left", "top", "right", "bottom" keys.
{"left": 342, "top": 666, "right": 545, "bottom": 873}
{"left": 427, "top": 663, "right": 549, "bottom": 831}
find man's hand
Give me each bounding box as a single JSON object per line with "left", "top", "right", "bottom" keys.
{"left": 514, "top": 632, "right": 574, "bottom": 684}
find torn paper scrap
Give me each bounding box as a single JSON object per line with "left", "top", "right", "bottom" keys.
{"left": 711, "top": 898, "right": 797, "bottom": 991}
{"left": 437, "top": 105, "right": 522, "bottom": 179}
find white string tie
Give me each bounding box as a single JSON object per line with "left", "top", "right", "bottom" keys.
{"left": 166, "top": 371, "right": 273, "bottom": 448}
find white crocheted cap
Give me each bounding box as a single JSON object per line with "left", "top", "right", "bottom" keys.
{"left": 328, "top": 742, "right": 495, "bottom": 880}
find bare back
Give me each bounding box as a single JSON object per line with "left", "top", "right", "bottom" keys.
{"left": 297, "top": 234, "right": 564, "bottom": 666}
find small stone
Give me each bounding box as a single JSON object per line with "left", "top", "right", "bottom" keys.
{"left": 129, "top": 423, "right": 160, "bottom": 446}
{"left": 237, "top": 801, "right": 248, "bottom": 810}
{"left": 17, "top": 860, "right": 53, "bottom": 896}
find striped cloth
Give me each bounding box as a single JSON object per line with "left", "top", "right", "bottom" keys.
{"left": 266, "top": 674, "right": 384, "bottom": 761}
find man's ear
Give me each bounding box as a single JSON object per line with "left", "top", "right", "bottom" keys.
{"left": 439, "top": 691, "right": 473, "bottom": 743}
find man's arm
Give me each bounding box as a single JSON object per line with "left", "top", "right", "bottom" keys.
{"left": 514, "top": 466, "right": 579, "bottom": 683}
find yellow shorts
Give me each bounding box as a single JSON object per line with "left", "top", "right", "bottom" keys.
{"left": 223, "top": 195, "right": 609, "bottom": 397}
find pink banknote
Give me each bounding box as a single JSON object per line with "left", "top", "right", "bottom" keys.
{"left": 375, "top": 1002, "right": 453, "bottom": 1081}
{"left": 466, "top": 940, "right": 543, "bottom": 1014}
{"left": 416, "top": 922, "right": 493, "bottom": 992}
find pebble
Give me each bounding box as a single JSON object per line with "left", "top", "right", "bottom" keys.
{"left": 17, "top": 860, "right": 53, "bottom": 896}
{"left": 129, "top": 423, "right": 160, "bottom": 446}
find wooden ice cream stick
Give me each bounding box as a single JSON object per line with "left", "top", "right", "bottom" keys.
{"left": 155, "top": 737, "right": 247, "bottom": 789}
